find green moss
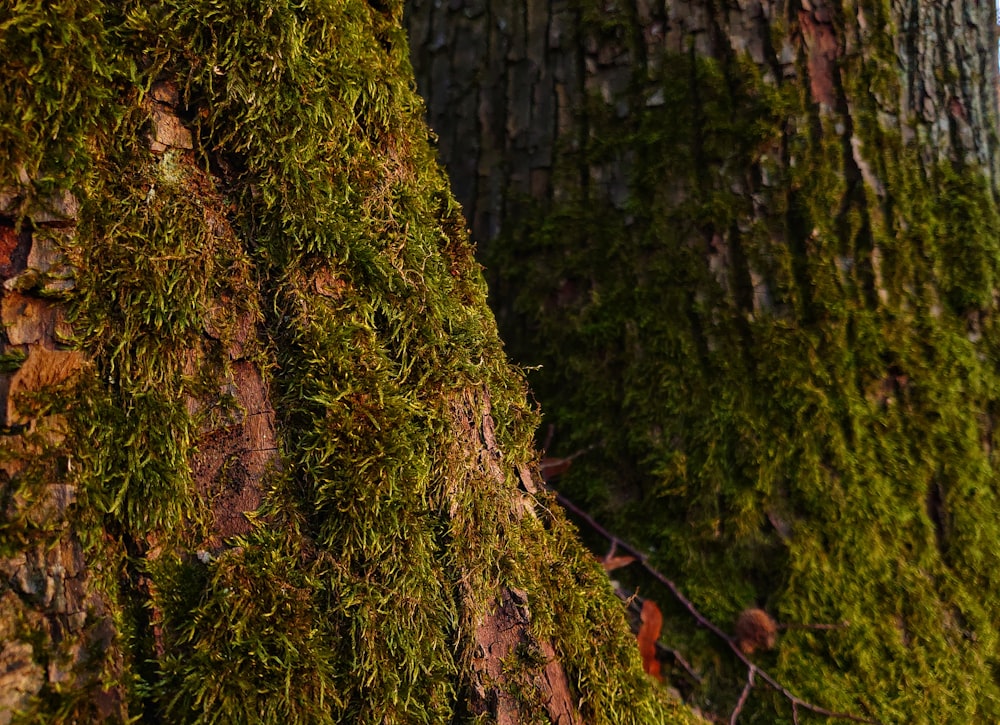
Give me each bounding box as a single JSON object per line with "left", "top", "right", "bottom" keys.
{"left": 0, "top": 1, "right": 122, "bottom": 191}
{"left": 0, "top": 348, "right": 27, "bottom": 373}
{"left": 151, "top": 534, "right": 348, "bottom": 724}
{"left": 487, "top": 4, "right": 1000, "bottom": 722}
{"left": 3, "top": 1, "right": 689, "bottom": 723}
{"left": 518, "top": 500, "right": 698, "bottom": 724}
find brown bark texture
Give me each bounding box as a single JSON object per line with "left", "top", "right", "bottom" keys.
{"left": 408, "top": 0, "right": 999, "bottom": 247}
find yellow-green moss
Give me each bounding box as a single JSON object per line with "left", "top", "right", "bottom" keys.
{"left": 2, "top": 1, "right": 693, "bottom": 723}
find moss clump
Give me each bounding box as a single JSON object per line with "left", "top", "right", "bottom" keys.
{"left": 151, "top": 533, "right": 347, "bottom": 723}
{"left": 2, "top": 1, "right": 694, "bottom": 723}
{"left": 0, "top": 348, "right": 28, "bottom": 374}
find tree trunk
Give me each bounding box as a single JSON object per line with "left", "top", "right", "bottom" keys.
{"left": 408, "top": 0, "right": 1000, "bottom": 722}
{"left": 0, "top": 3, "right": 696, "bottom": 723}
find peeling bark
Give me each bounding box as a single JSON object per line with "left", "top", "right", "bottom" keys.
{"left": 0, "top": 93, "right": 276, "bottom": 721}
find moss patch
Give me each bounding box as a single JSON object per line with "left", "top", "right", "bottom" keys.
{"left": 2, "top": 1, "right": 695, "bottom": 723}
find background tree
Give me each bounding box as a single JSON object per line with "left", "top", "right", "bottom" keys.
{"left": 0, "top": 2, "right": 699, "bottom": 723}
{"left": 408, "top": 0, "right": 1000, "bottom": 722}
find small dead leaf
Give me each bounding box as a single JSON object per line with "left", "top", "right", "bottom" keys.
{"left": 601, "top": 554, "right": 636, "bottom": 572}
{"left": 734, "top": 608, "right": 777, "bottom": 655}
{"left": 539, "top": 456, "right": 573, "bottom": 481}
{"left": 5, "top": 346, "right": 85, "bottom": 425}
{"left": 638, "top": 599, "right": 663, "bottom": 680}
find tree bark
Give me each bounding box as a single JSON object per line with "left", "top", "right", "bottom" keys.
{"left": 408, "top": 0, "right": 1000, "bottom": 242}
{"left": 0, "top": 3, "right": 695, "bottom": 723}
{"left": 408, "top": 0, "right": 1000, "bottom": 722}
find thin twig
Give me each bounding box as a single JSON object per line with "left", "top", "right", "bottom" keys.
{"left": 551, "top": 490, "right": 881, "bottom": 725}
{"left": 661, "top": 643, "right": 702, "bottom": 684}
{"left": 730, "top": 668, "right": 755, "bottom": 725}
{"left": 542, "top": 424, "right": 556, "bottom": 453}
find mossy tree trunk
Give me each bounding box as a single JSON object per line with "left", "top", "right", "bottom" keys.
{"left": 0, "top": 3, "right": 698, "bottom": 724}
{"left": 408, "top": 0, "right": 1000, "bottom": 722}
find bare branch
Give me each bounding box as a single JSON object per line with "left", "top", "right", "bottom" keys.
{"left": 550, "top": 489, "right": 881, "bottom": 725}
{"left": 730, "top": 668, "right": 755, "bottom": 725}
{"left": 660, "top": 642, "right": 702, "bottom": 683}
{"left": 542, "top": 423, "right": 556, "bottom": 453}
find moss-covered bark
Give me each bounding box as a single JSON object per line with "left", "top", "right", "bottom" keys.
{"left": 408, "top": 0, "right": 1000, "bottom": 722}
{"left": 0, "top": 2, "right": 698, "bottom": 723}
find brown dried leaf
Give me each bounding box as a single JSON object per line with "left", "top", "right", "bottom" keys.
{"left": 539, "top": 456, "right": 573, "bottom": 481}
{"left": 638, "top": 599, "right": 663, "bottom": 680}
{"left": 734, "top": 608, "right": 777, "bottom": 655}
{"left": 601, "top": 554, "right": 637, "bottom": 572}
